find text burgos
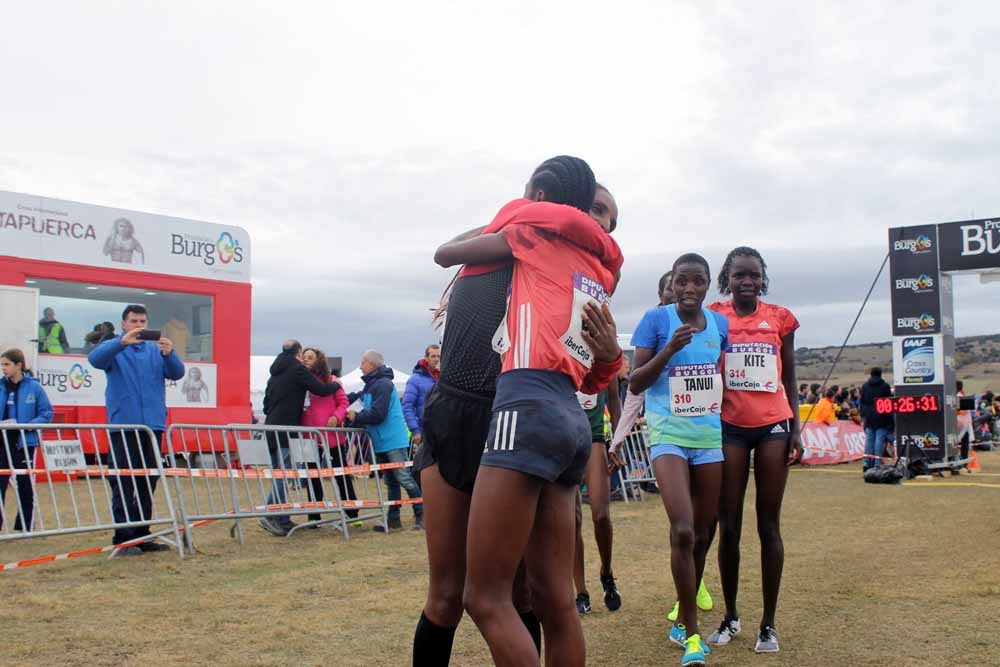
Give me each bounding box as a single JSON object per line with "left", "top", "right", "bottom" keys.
{"left": 37, "top": 364, "right": 93, "bottom": 393}
{"left": 171, "top": 231, "right": 244, "bottom": 266}
{"left": 960, "top": 220, "right": 1000, "bottom": 257}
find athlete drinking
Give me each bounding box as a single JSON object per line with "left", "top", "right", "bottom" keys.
{"left": 705, "top": 247, "right": 802, "bottom": 654}
{"left": 625, "top": 253, "right": 727, "bottom": 667}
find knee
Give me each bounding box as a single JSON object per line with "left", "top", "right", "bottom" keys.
{"left": 530, "top": 586, "right": 574, "bottom": 623}
{"left": 718, "top": 515, "right": 741, "bottom": 544}
{"left": 670, "top": 522, "right": 695, "bottom": 551}
{"left": 463, "top": 586, "right": 502, "bottom": 624}
{"left": 757, "top": 516, "right": 782, "bottom": 545}
{"left": 427, "top": 583, "right": 465, "bottom": 626}
{"left": 591, "top": 504, "right": 611, "bottom": 528}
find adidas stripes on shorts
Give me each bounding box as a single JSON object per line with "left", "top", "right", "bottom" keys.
{"left": 722, "top": 419, "right": 792, "bottom": 449}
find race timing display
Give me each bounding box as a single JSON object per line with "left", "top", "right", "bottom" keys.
{"left": 875, "top": 394, "right": 941, "bottom": 415}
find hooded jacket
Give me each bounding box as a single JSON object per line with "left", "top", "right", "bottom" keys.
{"left": 263, "top": 351, "right": 341, "bottom": 427}
{"left": 0, "top": 373, "right": 54, "bottom": 448}
{"left": 859, "top": 376, "right": 894, "bottom": 430}
{"left": 402, "top": 360, "right": 437, "bottom": 434}
{"left": 349, "top": 365, "right": 409, "bottom": 454}
{"left": 88, "top": 337, "right": 185, "bottom": 430}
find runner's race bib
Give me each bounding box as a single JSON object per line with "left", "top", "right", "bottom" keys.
{"left": 492, "top": 286, "right": 513, "bottom": 355}
{"left": 724, "top": 342, "right": 778, "bottom": 392}
{"left": 561, "top": 272, "right": 609, "bottom": 369}
{"left": 669, "top": 363, "right": 722, "bottom": 417}
{"left": 576, "top": 392, "right": 599, "bottom": 410}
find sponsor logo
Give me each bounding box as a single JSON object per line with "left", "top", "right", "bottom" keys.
{"left": 899, "top": 432, "right": 940, "bottom": 449}
{"left": 758, "top": 321, "right": 771, "bottom": 329}
{"left": 900, "top": 336, "right": 936, "bottom": 383}
{"left": 770, "top": 422, "right": 786, "bottom": 434}
{"left": 894, "top": 274, "right": 935, "bottom": 293}
{"left": 0, "top": 210, "right": 97, "bottom": 240}
{"left": 37, "top": 363, "right": 94, "bottom": 393}
{"left": 171, "top": 231, "right": 245, "bottom": 266}
{"left": 893, "top": 234, "right": 933, "bottom": 254}
{"left": 959, "top": 220, "right": 1000, "bottom": 257}
{"left": 896, "top": 313, "right": 936, "bottom": 332}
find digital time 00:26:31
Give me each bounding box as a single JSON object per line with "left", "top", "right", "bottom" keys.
{"left": 875, "top": 395, "right": 940, "bottom": 415}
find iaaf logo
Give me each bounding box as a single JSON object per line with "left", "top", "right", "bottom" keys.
{"left": 37, "top": 363, "right": 93, "bottom": 393}
{"left": 894, "top": 274, "right": 935, "bottom": 292}
{"left": 171, "top": 231, "right": 245, "bottom": 266}
{"left": 893, "top": 234, "right": 933, "bottom": 254}
{"left": 896, "top": 313, "right": 936, "bottom": 331}
{"left": 902, "top": 337, "right": 932, "bottom": 350}
{"left": 898, "top": 432, "right": 940, "bottom": 449}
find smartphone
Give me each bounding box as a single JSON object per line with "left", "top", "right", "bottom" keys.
{"left": 138, "top": 329, "right": 162, "bottom": 341}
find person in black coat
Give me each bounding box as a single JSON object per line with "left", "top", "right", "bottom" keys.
{"left": 259, "top": 340, "right": 341, "bottom": 536}
{"left": 858, "top": 367, "right": 893, "bottom": 471}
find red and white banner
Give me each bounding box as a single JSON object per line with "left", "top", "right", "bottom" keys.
{"left": 800, "top": 421, "right": 866, "bottom": 465}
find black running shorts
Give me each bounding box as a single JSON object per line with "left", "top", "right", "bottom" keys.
{"left": 413, "top": 382, "right": 493, "bottom": 494}
{"left": 481, "top": 369, "right": 592, "bottom": 487}
{"left": 722, "top": 419, "right": 792, "bottom": 449}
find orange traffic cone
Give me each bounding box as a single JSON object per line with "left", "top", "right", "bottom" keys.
{"left": 968, "top": 450, "right": 981, "bottom": 473}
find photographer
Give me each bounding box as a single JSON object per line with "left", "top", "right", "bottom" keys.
{"left": 88, "top": 305, "right": 184, "bottom": 555}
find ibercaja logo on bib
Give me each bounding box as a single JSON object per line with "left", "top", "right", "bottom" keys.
{"left": 894, "top": 274, "right": 935, "bottom": 293}
{"left": 893, "top": 234, "right": 933, "bottom": 254}
{"left": 896, "top": 313, "right": 936, "bottom": 332}
{"left": 171, "top": 231, "right": 245, "bottom": 266}
{"left": 562, "top": 273, "right": 609, "bottom": 368}
{"left": 37, "top": 363, "right": 94, "bottom": 393}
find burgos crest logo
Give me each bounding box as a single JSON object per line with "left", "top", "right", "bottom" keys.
{"left": 893, "top": 234, "right": 933, "bottom": 254}
{"left": 894, "top": 274, "right": 935, "bottom": 293}
{"left": 896, "top": 313, "right": 936, "bottom": 331}
{"left": 172, "top": 231, "right": 245, "bottom": 266}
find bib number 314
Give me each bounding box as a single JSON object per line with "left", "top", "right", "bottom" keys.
{"left": 724, "top": 343, "right": 778, "bottom": 392}
{"left": 668, "top": 363, "right": 722, "bottom": 417}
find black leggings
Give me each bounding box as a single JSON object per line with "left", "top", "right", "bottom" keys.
{"left": 0, "top": 444, "right": 34, "bottom": 531}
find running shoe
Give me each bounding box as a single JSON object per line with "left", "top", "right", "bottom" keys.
{"left": 754, "top": 626, "right": 780, "bottom": 653}
{"left": 697, "top": 579, "right": 713, "bottom": 611}
{"left": 681, "top": 634, "right": 709, "bottom": 666}
{"left": 669, "top": 623, "right": 689, "bottom": 647}
{"left": 707, "top": 618, "right": 741, "bottom": 646}
{"left": 576, "top": 593, "right": 592, "bottom": 615}
{"left": 601, "top": 574, "right": 622, "bottom": 611}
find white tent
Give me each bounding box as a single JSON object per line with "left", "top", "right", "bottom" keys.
{"left": 250, "top": 355, "right": 410, "bottom": 420}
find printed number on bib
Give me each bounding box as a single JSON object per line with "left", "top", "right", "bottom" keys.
{"left": 724, "top": 343, "right": 778, "bottom": 392}
{"left": 668, "top": 363, "right": 722, "bottom": 417}
{"left": 560, "top": 272, "right": 609, "bottom": 369}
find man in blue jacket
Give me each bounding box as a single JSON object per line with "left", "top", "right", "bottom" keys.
{"left": 89, "top": 305, "right": 185, "bottom": 555}
{"left": 347, "top": 350, "right": 424, "bottom": 532}
{"left": 402, "top": 344, "right": 440, "bottom": 450}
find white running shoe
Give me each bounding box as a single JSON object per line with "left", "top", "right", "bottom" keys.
{"left": 754, "top": 625, "right": 780, "bottom": 653}
{"left": 708, "top": 618, "right": 741, "bottom": 646}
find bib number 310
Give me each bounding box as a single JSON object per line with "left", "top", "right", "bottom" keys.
{"left": 668, "top": 363, "right": 722, "bottom": 417}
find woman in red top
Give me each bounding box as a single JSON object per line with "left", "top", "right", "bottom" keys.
{"left": 706, "top": 247, "right": 802, "bottom": 654}
{"left": 436, "top": 156, "right": 623, "bottom": 667}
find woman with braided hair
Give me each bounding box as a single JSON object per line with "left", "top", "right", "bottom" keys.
{"left": 705, "top": 246, "right": 802, "bottom": 654}
{"left": 433, "top": 155, "right": 623, "bottom": 667}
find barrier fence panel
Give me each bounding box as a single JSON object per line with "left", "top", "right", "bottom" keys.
{"left": 616, "top": 425, "right": 655, "bottom": 503}
{"left": 0, "top": 423, "right": 183, "bottom": 565}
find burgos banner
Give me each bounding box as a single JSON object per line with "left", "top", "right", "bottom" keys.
{"left": 0, "top": 190, "right": 251, "bottom": 283}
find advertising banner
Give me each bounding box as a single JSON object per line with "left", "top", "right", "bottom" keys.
{"left": 888, "top": 225, "right": 941, "bottom": 336}
{"left": 892, "top": 334, "right": 945, "bottom": 385}
{"left": 800, "top": 421, "right": 866, "bottom": 465}
{"left": 0, "top": 190, "right": 250, "bottom": 283}
{"left": 35, "top": 354, "right": 217, "bottom": 408}
{"left": 937, "top": 217, "right": 1000, "bottom": 273}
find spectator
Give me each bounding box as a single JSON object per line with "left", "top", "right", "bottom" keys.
{"left": 88, "top": 305, "right": 184, "bottom": 555}
{"left": 811, "top": 388, "right": 838, "bottom": 425}
{"left": 956, "top": 380, "right": 973, "bottom": 466}
{"left": 347, "top": 350, "right": 424, "bottom": 532}
{"left": 0, "top": 349, "right": 53, "bottom": 532}
{"left": 807, "top": 383, "right": 822, "bottom": 404}
{"left": 859, "top": 367, "right": 893, "bottom": 471}
{"left": 798, "top": 383, "right": 809, "bottom": 403}
{"left": 259, "top": 340, "right": 342, "bottom": 537}
{"left": 300, "top": 348, "right": 356, "bottom": 522}
{"left": 38, "top": 308, "right": 69, "bottom": 354}
{"left": 84, "top": 322, "right": 116, "bottom": 352}
{"left": 849, "top": 387, "right": 861, "bottom": 411}
{"left": 402, "top": 344, "right": 440, "bottom": 449}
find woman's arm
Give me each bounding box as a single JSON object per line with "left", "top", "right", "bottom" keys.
{"left": 434, "top": 232, "right": 512, "bottom": 268}
{"left": 780, "top": 331, "right": 802, "bottom": 465}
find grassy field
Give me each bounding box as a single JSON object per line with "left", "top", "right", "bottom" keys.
{"left": 4, "top": 452, "right": 1000, "bottom": 667}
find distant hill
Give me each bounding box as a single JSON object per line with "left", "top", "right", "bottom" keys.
{"left": 795, "top": 334, "right": 1000, "bottom": 393}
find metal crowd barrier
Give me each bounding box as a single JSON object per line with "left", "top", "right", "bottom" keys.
{"left": 616, "top": 425, "right": 656, "bottom": 504}
{"left": 0, "top": 423, "right": 183, "bottom": 559}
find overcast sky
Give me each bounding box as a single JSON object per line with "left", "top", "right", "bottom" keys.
{"left": 2, "top": 1, "right": 998, "bottom": 370}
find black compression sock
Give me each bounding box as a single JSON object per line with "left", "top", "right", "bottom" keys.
{"left": 413, "top": 611, "right": 457, "bottom": 667}
{"left": 519, "top": 609, "right": 542, "bottom": 657}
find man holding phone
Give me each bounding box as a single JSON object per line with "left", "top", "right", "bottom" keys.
{"left": 89, "top": 304, "right": 185, "bottom": 555}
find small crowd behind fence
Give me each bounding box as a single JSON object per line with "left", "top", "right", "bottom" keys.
{"left": 0, "top": 422, "right": 422, "bottom": 569}
{"left": 615, "top": 425, "right": 656, "bottom": 503}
